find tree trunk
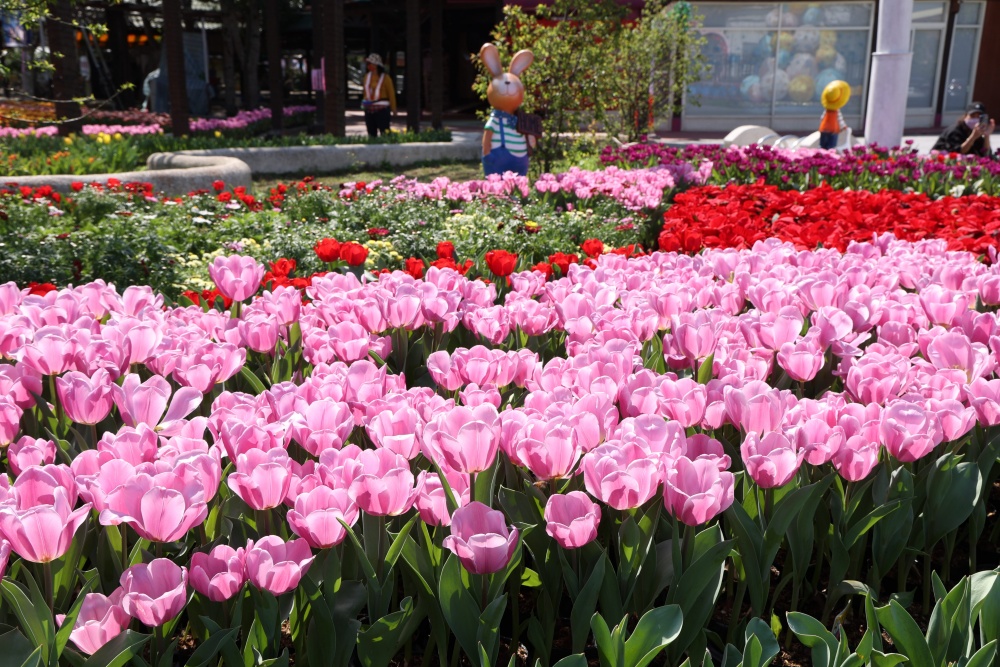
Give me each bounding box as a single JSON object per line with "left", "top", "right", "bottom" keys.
{"left": 106, "top": 5, "right": 135, "bottom": 107}
{"left": 46, "top": 0, "right": 82, "bottom": 134}
{"left": 242, "top": 0, "right": 263, "bottom": 110}
{"left": 264, "top": 0, "right": 284, "bottom": 129}
{"left": 162, "top": 0, "right": 190, "bottom": 135}
{"left": 221, "top": 0, "right": 240, "bottom": 115}
{"left": 311, "top": 0, "right": 325, "bottom": 124}
{"left": 322, "top": 0, "right": 345, "bottom": 135}
{"left": 430, "top": 0, "right": 443, "bottom": 129}
{"left": 406, "top": 0, "right": 421, "bottom": 132}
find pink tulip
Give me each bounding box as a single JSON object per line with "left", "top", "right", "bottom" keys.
{"left": 581, "top": 442, "right": 662, "bottom": 511}
{"left": 190, "top": 545, "right": 247, "bottom": 602}
{"left": 57, "top": 369, "right": 114, "bottom": 425}
{"left": 723, "top": 381, "right": 787, "bottom": 435}
{"left": 245, "top": 536, "right": 315, "bottom": 595}
{"left": 290, "top": 399, "right": 354, "bottom": 456}
{"left": 209, "top": 255, "right": 265, "bottom": 302}
{"left": 831, "top": 436, "right": 880, "bottom": 482}
{"left": 0, "top": 398, "right": 22, "bottom": 447}
{"left": 111, "top": 374, "right": 202, "bottom": 431}
{"left": 544, "top": 492, "right": 600, "bottom": 549}
{"left": 414, "top": 469, "right": 471, "bottom": 527}
{"left": 879, "top": 401, "right": 944, "bottom": 463}
{"left": 777, "top": 335, "right": 825, "bottom": 382}
{"left": 423, "top": 404, "right": 501, "bottom": 474}
{"left": 658, "top": 378, "right": 708, "bottom": 428}
{"left": 664, "top": 456, "right": 735, "bottom": 526}
{"left": 671, "top": 311, "right": 719, "bottom": 362}
{"left": 10, "top": 464, "right": 78, "bottom": 508}
{"left": 366, "top": 405, "right": 422, "bottom": 459}
{"left": 0, "top": 539, "right": 10, "bottom": 579}
{"left": 967, "top": 378, "right": 1000, "bottom": 426}
{"left": 0, "top": 363, "right": 43, "bottom": 410}
{"left": 120, "top": 559, "right": 188, "bottom": 627}
{"left": 0, "top": 490, "right": 92, "bottom": 562}
{"left": 57, "top": 589, "right": 131, "bottom": 655}
{"left": 348, "top": 448, "right": 417, "bottom": 517}
{"left": 19, "top": 327, "right": 77, "bottom": 376}
{"left": 442, "top": 502, "right": 519, "bottom": 574}
{"left": 925, "top": 332, "right": 993, "bottom": 382}
{"left": 227, "top": 448, "right": 292, "bottom": 512}
{"left": 99, "top": 473, "right": 207, "bottom": 543}
{"left": 515, "top": 417, "right": 581, "bottom": 481}
{"left": 8, "top": 436, "right": 56, "bottom": 476}
{"left": 239, "top": 314, "right": 281, "bottom": 353}
{"left": 286, "top": 486, "right": 359, "bottom": 549}
{"left": 740, "top": 432, "right": 804, "bottom": 489}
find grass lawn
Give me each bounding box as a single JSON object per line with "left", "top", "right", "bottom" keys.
{"left": 252, "top": 159, "right": 484, "bottom": 193}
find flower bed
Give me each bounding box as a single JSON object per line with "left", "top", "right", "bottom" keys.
{"left": 0, "top": 167, "right": 694, "bottom": 296}
{"left": 601, "top": 142, "right": 1000, "bottom": 197}
{"left": 659, "top": 182, "right": 1000, "bottom": 256}
{"left": 0, "top": 232, "right": 998, "bottom": 666}
{"left": 0, "top": 105, "right": 451, "bottom": 177}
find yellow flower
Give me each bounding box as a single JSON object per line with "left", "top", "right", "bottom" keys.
{"left": 63, "top": 136, "right": 73, "bottom": 146}
{"left": 524, "top": 221, "right": 539, "bottom": 230}
{"left": 214, "top": 131, "right": 222, "bottom": 138}
{"left": 113, "top": 133, "right": 123, "bottom": 141}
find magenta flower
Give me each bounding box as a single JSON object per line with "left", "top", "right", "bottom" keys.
{"left": 663, "top": 456, "right": 735, "bottom": 526}
{"left": 190, "top": 545, "right": 247, "bottom": 602}
{"left": 0, "top": 490, "right": 90, "bottom": 563}
{"left": 879, "top": 400, "right": 944, "bottom": 463}
{"left": 544, "top": 492, "right": 601, "bottom": 549}
{"left": 57, "top": 589, "right": 131, "bottom": 655}
{"left": 208, "top": 255, "right": 265, "bottom": 302}
{"left": 120, "top": 559, "right": 188, "bottom": 627}
{"left": 286, "top": 486, "right": 359, "bottom": 549}
{"left": 8, "top": 436, "right": 56, "bottom": 476}
{"left": 442, "top": 502, "right": 519, "bottom": 575}
{"left": 227, "top": 448, "right": 293, "bottom": 512}
{"left": 423, "top": 404, "right": 501, "bottom": 474}
{"left": 347, "top": 448, "right": 418, "bottom": 517}
{"left": 740, "top": 432, "right": 805, "bottom": 489}
{"left": 245, "top": 536, "right": 315, "bottom": 595}
{"left": 99, "top": 473, "right": 208, "bottom": 543}
{"left": 581, "top": 442, "right": 662, "bottom": 511}
{"left": 56, "top": 369, "right": 115, "bottom": 425}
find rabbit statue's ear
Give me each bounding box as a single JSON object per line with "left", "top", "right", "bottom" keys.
{"left": 479, "top": 43, "right": 504, "bottom": 77}
{"left": 508, "top": 49, "right": 534, "bottom": 76}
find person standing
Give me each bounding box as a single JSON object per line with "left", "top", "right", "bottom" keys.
{"left": 933, "top": 102, "right": 994, "bottom": 157}
{"left": 362, "top": 54, "right": 396, "bottom": 137}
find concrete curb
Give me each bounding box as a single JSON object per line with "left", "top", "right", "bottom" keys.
{"left": 172, "top": 132, "right": 482, "bottom": 175}
{"left": 4, "top": 133, "right": 480, "bottom": 194}
{"left": 4, "top": 153, "right": 252, "bottom": 196}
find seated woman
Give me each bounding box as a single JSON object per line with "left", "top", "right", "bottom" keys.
{"left": 933, "top": 102, "right": 994, "bottom": 157}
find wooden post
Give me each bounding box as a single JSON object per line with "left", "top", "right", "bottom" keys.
{"left": 323, "top": 0, "right": 346, "bottom": 135}
{"left": 430, "top": 0, "right": 443, "bottom": 129}
{"left": 406, "top": 0, "right": 421, "bottom": 132}
{"left": 162, "top": 0, "right": 190, "bottom": 135}
{"left": 265, "top": 0, "right": 285, "bottom": 129}
{"left": 46, "top": 0, "right": 83, "bottom": 134}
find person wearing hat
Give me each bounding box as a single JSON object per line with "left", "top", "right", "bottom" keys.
{"left": 933, "top": 102, "right": 994, "bottom": 157}
{"left": 362, "top": 54, "right": 397, "bottom": 137}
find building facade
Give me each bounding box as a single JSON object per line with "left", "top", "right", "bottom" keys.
{"left": 681, "top": 0, "right": 996, "bottom": 132}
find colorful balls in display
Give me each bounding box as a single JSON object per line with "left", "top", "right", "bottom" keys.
{"left": 761, "top": 69, "right": 790, "bottom": 101}
{"left": 740, "top": 74, "right": 764, "bottom": 102}
{"left": 819, "top": 30, "right": 838, "bottom": 49}
{"left": 802, "top": 7, "right": 823, "bottom": 25}
{"left": 793, "top": 28, "right": 820, "bottom": 53}
{"left": 789, "top": 74, "right": 816, "bottom": 103}
{"left": 786, "top": 52, "right": 818, "bottom": 79}
{"left": 815, "top": 45, "right": 838, "bottom": 67}
{"left": 775, "top": 31, "right": 795, "bottom": 51}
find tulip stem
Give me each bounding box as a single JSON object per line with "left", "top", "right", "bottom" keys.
{"left": 151, "top": 623, "right": 163, "bottom": 667}
{"left": 88, "top": 422, "right": 98, "bottom": 450}
{"left": 121, "top": 526, "right": 129, "bottom": 572}
{"left": 41, "top": 561, "right": 53, "bottom": 612}
{"left": 48, "top": 374, "right": 63, "bottom": 436}
{"left": 763, "top": 487, "right": 773, "bottom": 523}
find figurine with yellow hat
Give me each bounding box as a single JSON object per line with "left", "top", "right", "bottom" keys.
{"left": 819, "top": 79, "right": 850, "bottom": 150}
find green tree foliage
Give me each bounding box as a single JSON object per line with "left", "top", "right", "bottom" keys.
{"left": 474, "top": 0, "right": 707, "bottom": 171}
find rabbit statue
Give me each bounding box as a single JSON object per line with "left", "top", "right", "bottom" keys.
{"left": 480, "top": 43, "right": 537, "bottom": 177}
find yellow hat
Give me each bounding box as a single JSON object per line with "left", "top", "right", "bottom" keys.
{"left": 821, "top": 80, "right": 851, "bottom": 110}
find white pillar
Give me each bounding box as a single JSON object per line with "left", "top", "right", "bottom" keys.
{"left": 863, "top": 0, "right": 914, "bottom": 148}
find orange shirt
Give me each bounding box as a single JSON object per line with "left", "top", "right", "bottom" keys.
{"left": 819, "top": 109, "right": 842, "bottom": 133}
